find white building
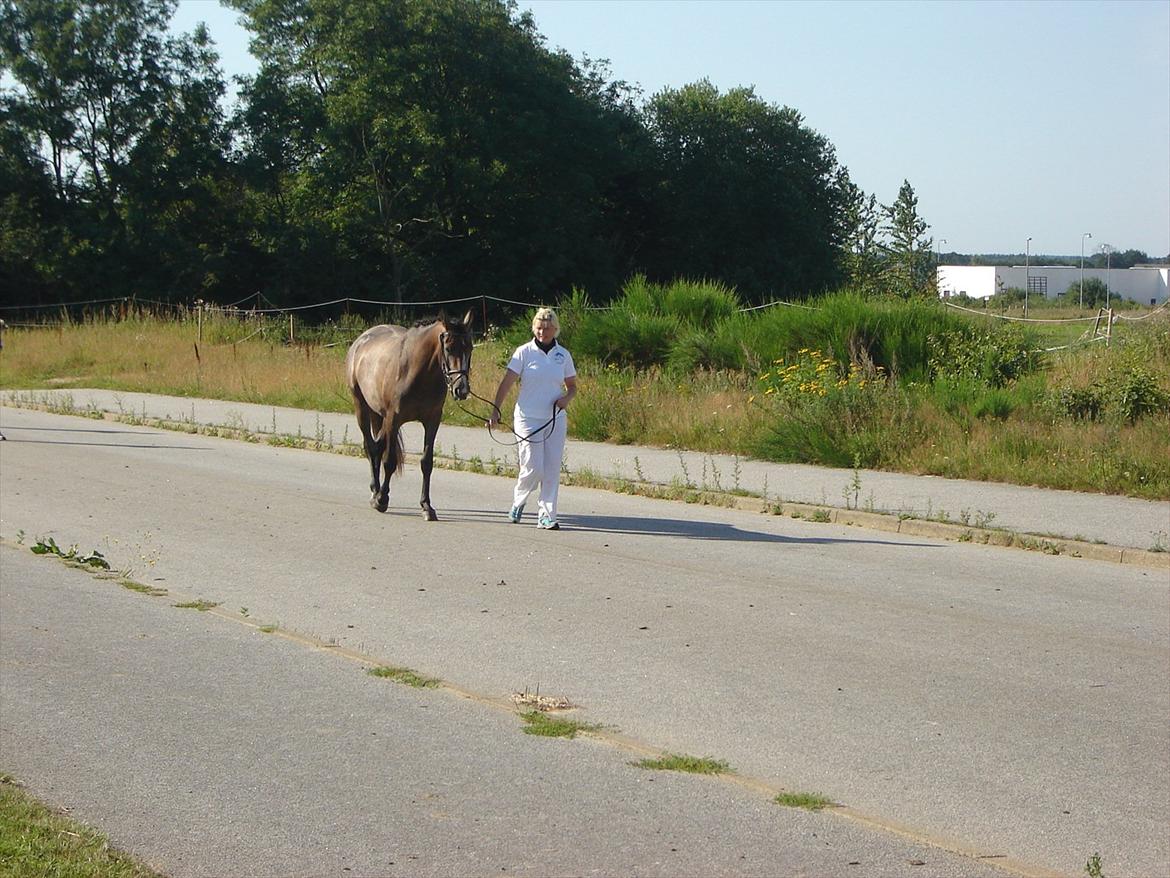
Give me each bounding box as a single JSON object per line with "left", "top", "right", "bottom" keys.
{"left": 937, "top": 265, "right": 1168, "bottom": 305}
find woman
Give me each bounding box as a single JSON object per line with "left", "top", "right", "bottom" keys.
{"left": 487, "top": 307, "right": 578, "bottom": 529}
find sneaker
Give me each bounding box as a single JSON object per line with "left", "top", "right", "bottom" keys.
{"left": 537, "top": 515, "right": 560, "bottom": 530}
{"left": 508, "top": 504, "right": 524, "bottom": 523}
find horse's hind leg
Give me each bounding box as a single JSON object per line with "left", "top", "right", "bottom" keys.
{"left": 419, "top": 416, "right": 440, "bottom": 521}
{"left": 353, "top": 392, "right": 387, "bottom": 510}
{"left": 376, "top": 420, "right": 403, "bottom": 514}
{"left": 366, "top": 412, "right": 389, "bottom": 510}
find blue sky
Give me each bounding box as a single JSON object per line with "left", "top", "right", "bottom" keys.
{"left": 174, "top": 0, "right": 1170, "bottom": 258}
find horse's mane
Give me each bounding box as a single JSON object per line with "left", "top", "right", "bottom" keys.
{"left": 410, "top": 314, "right": 468, "bottom": 329}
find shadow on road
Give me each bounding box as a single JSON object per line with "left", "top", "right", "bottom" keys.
{"left": 0, "top": 425, "right": 210, "bottom": 451}
{"left": 0, "top": 425, "right": 163, "bottom": 436}
{"left": 438, "top": 507, "right": 939, "bottom": 548}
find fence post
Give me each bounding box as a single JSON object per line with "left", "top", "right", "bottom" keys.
{"left": 289, "top": 314, "right": 295, "bottom": 344}
{"left": 196, "top": 299, "right": 203, "bottom": 344}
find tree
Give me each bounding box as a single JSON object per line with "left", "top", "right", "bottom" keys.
{"left": 641, "top": 79, "right": 849, "bottom": 302}
{"left": 1060, "top": 277, "right": 1110, "bottom": 308}
{"left": 840, "top": 175, "right": 883, "bottom": 295}
{"left": 882, "top": 179, "right": 933, "bottom": 298}
{"left": 228, "top": 0, "right": 646, "bottom": 303}
{"left": 0, "top": 0, "right": 235, "bottom": 301}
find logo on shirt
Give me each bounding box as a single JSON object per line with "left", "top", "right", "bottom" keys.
{"left": 553, "top": 351, "right": 565, "bottom": 364}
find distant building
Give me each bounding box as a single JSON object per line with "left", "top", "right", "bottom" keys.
{"left": 937, "top": 265, "right": 1168, "bottom": 305}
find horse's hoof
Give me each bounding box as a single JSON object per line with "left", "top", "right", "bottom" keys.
{"left": 371, "top": 496, "right": 388, "bottom": 513}
{"left": 422, "top": 508, "right": 438, "bottom": 522}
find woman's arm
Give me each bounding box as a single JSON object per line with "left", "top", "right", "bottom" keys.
{"left": 487, "top": 368, "right": 520, "bottom": 425}
{"left": 556, "top": 375, "right": 578, "bottom": 411}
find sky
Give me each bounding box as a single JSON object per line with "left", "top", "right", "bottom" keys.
{"left": 173, "top": 0, "right": 1170, "bottom": 258}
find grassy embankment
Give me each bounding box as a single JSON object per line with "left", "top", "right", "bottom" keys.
{"left": 0, "top": 774, "right": 163, "bottom": 877}
{"left": 1, "top": 284, "right": 1167, "bottom": 500}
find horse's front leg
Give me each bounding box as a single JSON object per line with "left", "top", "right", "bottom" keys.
{"left": 419, "top": 416, "right": 440, "bottom": 521}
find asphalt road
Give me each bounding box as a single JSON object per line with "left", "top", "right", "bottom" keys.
{"left": 1, "top": 405, "right": 1168, "bottom": 877}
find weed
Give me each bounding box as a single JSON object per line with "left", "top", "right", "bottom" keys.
{"left": 120, "top": 580, "right": 168, "bottom": 597}
{"left": 809, "top": 508, "right": 832, "bottom": 523}
{"left": 773, "top": 791, "right": 833, "bottom": 811}
{"left": 846, "top": 453, "right": 862, "bottom": 509}
{"left": 519, "top": 711, "right": 601, "bottom": 739}
{"left": 367, "top": 665, "right": 441, "bottom": 688}
{"left": 1150, "top": 531, "right": 1168, "bottom": 553}
{"left": 1085, "top": 852, "right": 1104, "bottom": 878}
{"left": 258, "top": 624, "right": 278, "bottom": 634}
{"left": 173, "top": 600, "right": 220, "bottom": 611}
{"left": 632, "top": 753, "right": 730, "bottom": 775}
{"left": 30, "top": 537, "right": 110, "bottom": 569}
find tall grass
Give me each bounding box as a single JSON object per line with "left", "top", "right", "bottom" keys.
{"left": 2, "top": 292, "right": 1167, "bottom": 499}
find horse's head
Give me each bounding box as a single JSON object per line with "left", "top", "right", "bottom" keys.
{"left": 438, "top": 309, "right": 474, "bottom": 400}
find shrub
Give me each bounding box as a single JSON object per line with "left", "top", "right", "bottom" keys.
{"left": 752, "top": 349, "right": 910, "bottom": 467}
{"left": 571, "top": 308, "right": 679, "bottom": 368}
{"left": 927, "top": 325, "right": 1039, "bottom": 387}
{"left": 1051, "top": 384, "right": 1106, "bottom": 421}
{"left": 1112, "top": 366, "right": 1168, "bottom": 423}
{"left": 661, "top": 278, "right": 741, "bottom": 328}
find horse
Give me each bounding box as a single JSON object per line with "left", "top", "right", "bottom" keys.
{"left": 345, "top": 310, "right": 474, "bottom": 520}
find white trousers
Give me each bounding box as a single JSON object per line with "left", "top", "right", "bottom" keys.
{"left": 512, "top": 412, "right": 567, "bottom": 521}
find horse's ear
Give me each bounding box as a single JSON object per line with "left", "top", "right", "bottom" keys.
{"left": 462, "top": 308, "right": 474, "bottom": 327}
{"left": 437, "top": 309, "right": 447, "bottom": 325}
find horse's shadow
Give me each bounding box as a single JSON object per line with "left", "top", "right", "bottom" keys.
{"left": 443, "top": 508, "right": 938, "bottom": 548}
{"left": 0, "top": 425, "right": 210, "bottom": 450}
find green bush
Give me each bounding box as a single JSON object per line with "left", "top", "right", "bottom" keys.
{"left": 927, "top": 325, "right": 1039, "bottom": 387}
{"left": 1051, "top": 384, "right": 1106, "bottom": 421}
{"left": 661, "top": 278, "right": 741, "bottom": 328}
{"left": 571, "top": 307, "right": 679, "bottom": 368}
{"left": 1112, "top": 366, "right": 1168, "bottom": 423}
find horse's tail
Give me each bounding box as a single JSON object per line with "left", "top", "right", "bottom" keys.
{"left": 392, "top": 430, "right": 405, "bottom": 477}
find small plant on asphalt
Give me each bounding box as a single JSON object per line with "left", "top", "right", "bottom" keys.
{"left": 367, "top": 665, "right": 441, "bottom": 688}
{"left": 519, "top": 711, "right": 601, "bottom": 739}
{"left": 632, "top": 753, "right": 730, "bottom": 775}
{"left": 120, "top": 580, "right": 168, "bottom": 597}
{"left": 173, "top": 600, "right": 220, "bottom": 612}
{"left": 773, "top": 791, "right": 833, "bottom": 811}
{"left": 1085, "top": 851, "right": 1105, "bottom": 878}
{"left": 30, "top": 537, "right": 110, "bottom": 570}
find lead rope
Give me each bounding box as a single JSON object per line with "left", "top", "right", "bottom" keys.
{"left": 457, "top": 390, "right": 559, "bottom": 447}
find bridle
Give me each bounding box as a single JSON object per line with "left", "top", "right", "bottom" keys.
{"left": 439, "top": 329, "right": 472, "bottom": 397}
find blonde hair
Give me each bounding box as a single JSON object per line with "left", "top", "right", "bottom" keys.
{"left": 532, "top": 307, "right": 560, "bottom": 338}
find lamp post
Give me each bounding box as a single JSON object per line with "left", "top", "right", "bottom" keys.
{"left": 1104, "top": 244, "right": 1112, "bottom": 309}
{"left": 1025, "top": 237, "right": 1032, "bottom": 317}
{"left": 1080, "top": 232, "right": 1092, "bottom": 309}
{"left": 935, "top": 238, "right": 947, "bottom": 297}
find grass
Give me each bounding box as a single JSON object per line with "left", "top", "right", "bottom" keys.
{"left": 366, "top": 665, "right": 442, "bottom": 688}
{"left": 632, "top": 753, "right": 731, "bottom": 775}
{"left": 2, "top": 299, "right": 1167, "bottom": 499}
{"left": 773, "top": 791, "right": 833, "bottom": 811}
{"left": 172, "top": 600, "right": 220, "bottom": 612}
{"left": 518, "top": 711, "right": 602, "bottom": 739}
{"left": 0, "top": 774, "right": 164, "bottom": 878}
{"left": 119, "top": 580, "right": 168, "bottom": 597}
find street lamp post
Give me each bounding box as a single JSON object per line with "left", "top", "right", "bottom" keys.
{"left": 1105, "top": 245, "right": 1112, "bottom": 309}
{"left": 1025, "top": 237, "right": 1032, "bottom": 317}
{"left": 935, "top": 239, "right": 947, "bottom": 296}
{"left": 1080, "top": 233, "right": 1092, "bottom": 309}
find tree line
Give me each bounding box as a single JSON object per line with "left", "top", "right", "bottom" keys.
{"left": 3, "top": 0, "right": 941, "bottom": 313}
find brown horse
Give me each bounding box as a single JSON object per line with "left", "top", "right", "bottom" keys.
{"left": 345, "top": 311, "right": 474, "bottom": 520}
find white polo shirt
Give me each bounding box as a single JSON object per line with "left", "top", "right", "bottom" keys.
{"left": 507, "top": 339, "right": 576, "bottom": 423}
